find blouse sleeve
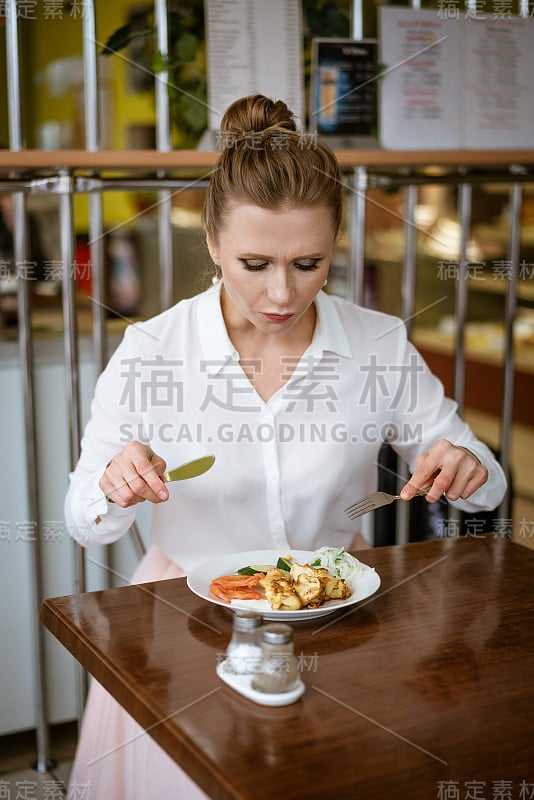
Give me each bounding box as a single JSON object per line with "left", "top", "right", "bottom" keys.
{"left": 388, "top": 327, "right": 507, "bottom": 514}
{"left": 64, "top": 327, "right": 140, "bottom": 547}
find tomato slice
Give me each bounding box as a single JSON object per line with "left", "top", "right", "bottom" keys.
{"left": 210, "top": 586, "right": 232, "bottom": 602}
{"left": 213, "top": 574, "right": 261, "bottom": 586}
{"left": 209, "top": 574, "right": 263, "bottom": 603}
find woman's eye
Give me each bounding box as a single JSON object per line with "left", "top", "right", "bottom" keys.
{"left": 240, "top": 259, "right": 268, "bottom": 271}
{"left": 294, "top": 260, "right": 320, "bottom": 271}
{"left": 239, "top": 258, "right": 321, "bottom": 271}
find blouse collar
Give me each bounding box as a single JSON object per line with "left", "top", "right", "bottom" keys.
{"left": 197, "top": 283, "right": 353, "bottom": 377}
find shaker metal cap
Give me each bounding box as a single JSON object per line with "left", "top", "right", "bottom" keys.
{"left": 232, "top": 610, "right": 263, "bottom": 631}
{"left": 261, "top": 623, "right": 293, "bottom": 644}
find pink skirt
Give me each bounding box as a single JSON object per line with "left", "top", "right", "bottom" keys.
{"left": 67, "top": 545, "right": 211, "bottom": 800}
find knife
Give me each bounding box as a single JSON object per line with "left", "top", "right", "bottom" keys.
{"left": 99, "top": 456, "right": 216, "bottom": 518}
{"left": 163, "top": 454, "right": 215, "bottom": 483}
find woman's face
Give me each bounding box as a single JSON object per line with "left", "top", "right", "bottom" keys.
{"left": 207, "top": 202, "right": 336, "bottom": 337}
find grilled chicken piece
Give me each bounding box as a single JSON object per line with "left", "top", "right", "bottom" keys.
{"left": 289, "top": 563, "right": 323, "bottom": 604}
{"left": 262, "top": 567, "right": 287, "bottom": 582}
{"left": 260, "top": 563, "right": 350, "bottom": 609}
{"left": 260, "top": 569, "right": 302, "bottom": 611}
{"left": 290, "top": 562, "right": 316, "bottom": 581}
{"left": 316, "top": 568, "right": 351, "bottom": 600}
{"left": 290, "top": 563, "right": 351, "bottom": 601}
{"left": 293, "top": 573, "right": 322, "bottom": 605}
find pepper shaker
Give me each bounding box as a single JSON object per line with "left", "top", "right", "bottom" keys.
{"left": 251, "top": 623, "right": 300, "bottom": 694}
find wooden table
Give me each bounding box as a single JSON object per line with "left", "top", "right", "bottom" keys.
{"left": 41, "top": 537, "right": 534, "bottom": 800}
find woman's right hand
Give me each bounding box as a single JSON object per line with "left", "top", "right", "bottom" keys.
{"left": 99, "top": 442, "right": 169, "bottom": 508}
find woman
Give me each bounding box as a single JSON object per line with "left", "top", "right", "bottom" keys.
{"left": 65, "top": 94, "right": 506, "bottom": 798}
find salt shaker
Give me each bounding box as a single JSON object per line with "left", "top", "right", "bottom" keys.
{"left": 225, "top": 611, "right": 263, "bottom": 674}
{"left": 251, "top": 623, "right": 300, "bottom": 694}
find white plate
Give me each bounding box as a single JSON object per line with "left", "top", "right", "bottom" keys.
{"left": 186, "top": 549, "right": 381, "bottom": 621}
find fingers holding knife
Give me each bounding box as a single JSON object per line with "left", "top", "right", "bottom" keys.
{"left": 99, "top": 442, "right": 168, "bottom": 508}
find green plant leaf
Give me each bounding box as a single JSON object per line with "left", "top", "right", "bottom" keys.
{"left": 102, "top": 0, "right": 206, "bottom": 147}
{"left": 174, "top": 32, "right": 198, "bottom": 64}
{"left": 101, "top": 23, "right": 152, "bottom": 56}
{"left": 176, "top": 87, "right": 207, "bottom": 134}
{"left": 152, "top": 51, "right": 168, "bottom": 74}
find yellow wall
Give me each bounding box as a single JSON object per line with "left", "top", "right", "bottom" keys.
{"left": 25, "top": 1, "right": 158, "bottom": 229}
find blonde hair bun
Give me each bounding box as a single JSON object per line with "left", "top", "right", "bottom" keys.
{"left": 220, "top": 94, "right": 297, "bottom": 136}
{"left": 203, "top": 93, "right": 342, "bottom": 243}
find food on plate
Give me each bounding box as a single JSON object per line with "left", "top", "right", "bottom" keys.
{"left": 276, "top": 556, "right": 292, "bottom": 572}
{"left": 261, "top": 562, "right": 350, "bottom": 610}
{"left": 236, "top": 563, "right": 275, "bottom": 576}
{"left": 236, "top": 556, "right": 292, "bottom": 575}
{"left": 310, "top": 546, "right": 371, "bottom": 594}
{"left": 259, "top": 568, "right": 303, "bottom": 610}
{"left": 209, "top": 573, "right": 263, "bottom": 603}
{"left": 210, "top": 554, "right": 351, "bottom": 610}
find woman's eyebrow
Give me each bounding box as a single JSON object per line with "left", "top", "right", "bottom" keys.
{"left": 238, "top": 252, "right": 325, "bottom": 259}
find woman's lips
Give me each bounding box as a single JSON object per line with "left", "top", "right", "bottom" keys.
{"left": 262, "top": 313, "right": 294, "bottom": 323}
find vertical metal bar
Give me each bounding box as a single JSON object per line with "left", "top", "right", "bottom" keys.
{"left": 454, "top": 182, "right": 471, "bottom": 416}
{"left": 6, "top": 2, "right": 22, "bottom": 150}
{"left": 82, "top": 0, "right": 106, "bottom": 371}
{"left": 351, "top": 0, "right": 364, "bottom": 40}
{"left": 155, "top": 0, "right": 174, "bottom": 311}
{"left": 348, "top": 166, "right": 367, "bottom": 306}
{"left": 82, "top": 0, "right": 107, "bottom": 435}
{"left": 15, "top": 193, "right": 52, "bottom": 773}
{"left": 59, "top": 173, "right": 83, "bottom": 573}
{"left": 83, "top": 0, "right": 116, "bottom": 583}
{"left": 58, "top": 170, "right": 88, "bottom": 711}
{"left": 499, "top": 181, "right": 522, "bottom": 520}
{"left": 396, "top": 183, "right": 418, "bottom": 545}
{"left": 347, "top": 165, "right": 369, "bottom": 538}
{"left": 401, "top": 184, "right": 418, "bottom": 337}
{"left": 129, "top": 527, "right": 147, "bottom": 559}
{"left": 450, "top": 181, "right": 472, "bottom": 534}
{"left": 88, "top": 195, "right": 106, "bottom": 372}
{"left": 155, "top": 0, "right": 171, "bottom": 150}
{"left": 158, "top": 194, "right": 173, "bottom": 311}
{"left": 6, "top": 0, "right": 51, "bottom": 772}
{"left": 82, "top": 0, "right": 99, "bottom": 154}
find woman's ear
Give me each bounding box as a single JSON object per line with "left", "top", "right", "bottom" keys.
{"left": 206, "top": 234, "right": 219, "bottom": 265}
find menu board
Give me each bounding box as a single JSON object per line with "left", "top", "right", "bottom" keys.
{"left": 378, "top": 8, "right": 463, "bottom": 149}
{"left": 379, "top": 7, "right": 534, "bottom": 150}
{"left": 310, "top": 38, "right": 378, "bottom": 148}
{"left": 462, "top": 17, "right": 534, "bottom": 149}
{"left": 205, "top": 0, "right": 303, "bottom": 131}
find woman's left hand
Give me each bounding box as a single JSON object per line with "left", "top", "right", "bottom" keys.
{"left": 400, "top": 438, "right": 489, "bottom": 504}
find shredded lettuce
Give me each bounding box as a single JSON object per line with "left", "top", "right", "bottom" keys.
{"left": 311, "top": 546, "right": 371, "bottom": 593}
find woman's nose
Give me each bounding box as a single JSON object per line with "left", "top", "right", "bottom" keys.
{"left": 266, "top": 270, "right": 293, "bottom": 305}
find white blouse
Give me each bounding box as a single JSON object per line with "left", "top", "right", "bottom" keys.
{"left": 65, "top": 283, "right": 506, "bottom": 571}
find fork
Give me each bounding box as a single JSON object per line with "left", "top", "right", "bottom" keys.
{"left": 344, "top": 488, "right": 430, "bottom": 520}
